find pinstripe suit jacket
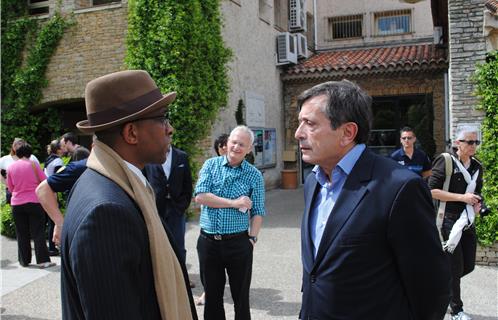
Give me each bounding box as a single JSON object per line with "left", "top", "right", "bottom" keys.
{"left": 61, "top": 169, "right": 197, "bottom": 320}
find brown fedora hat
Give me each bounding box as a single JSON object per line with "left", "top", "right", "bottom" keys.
{"left": 76, "top": 70, "right": 176, "bottom": 133}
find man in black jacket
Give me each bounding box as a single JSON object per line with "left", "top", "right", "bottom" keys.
{"left": 145, "top": 124, "right": 193, "bottom": 264}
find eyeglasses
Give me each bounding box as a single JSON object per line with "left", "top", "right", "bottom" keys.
{"left": 401, "top": 136, "right": 414, "bottom": 140}
{"left": 459, "top": 139, "right": 480, "bottom": 146}
{"left": 135, "top": 115, "right": 169, "bottom": 126}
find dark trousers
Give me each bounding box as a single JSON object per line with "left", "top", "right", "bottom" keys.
{"left": 445, "top": 227, "right": 476, "bottom": 315}
{"left": 197, "top": 233, "right": 253, "bottom": 320}
{"left": 165, "top": 213, "right": 186, "bottom": 264}
{"left": 47, "top": 215, "right": 56, "bottom": 251}
{"left": 11, "top": 203, "right": 51, "bottom": 266}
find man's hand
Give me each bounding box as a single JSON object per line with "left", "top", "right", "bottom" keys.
{"left": 53, "top": 225, "right": 62, "bottom": 246}
{"left": 233, "top": 196, "right": 252, "bottom": 211}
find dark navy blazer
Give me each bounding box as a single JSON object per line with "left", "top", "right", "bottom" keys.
{"left": 144, "top": 147, "right": 192, "bottom": 223}
{"left": 61, "top": 169, "right": 197, "bottom": 320}
{"left": 300, "top": 148, "right": 450, "bottom": 320}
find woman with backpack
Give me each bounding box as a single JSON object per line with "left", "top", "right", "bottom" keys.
{"left": 428, "top": 126, "right": 483, "bottom": 320}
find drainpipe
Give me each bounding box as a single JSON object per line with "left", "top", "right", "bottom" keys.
{"left": 444, "top": 71, "right": 450, "bottom": 150}
{"left": 313, "top": 0, "right": 318, "bottom": 51}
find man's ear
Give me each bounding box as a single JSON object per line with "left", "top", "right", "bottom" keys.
{"left": 121, "top": 122, "right": 139, "bottom": 145}
{"left": 340, "top": 122, "right": 358, "bottom": 147}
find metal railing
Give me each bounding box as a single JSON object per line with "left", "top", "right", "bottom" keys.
{"left": 327, "top": 14, "right": 363, "bottom": 40}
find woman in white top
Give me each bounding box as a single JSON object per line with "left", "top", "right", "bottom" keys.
{"left": 1, "top": 138, "right": 39, "bottom": 203}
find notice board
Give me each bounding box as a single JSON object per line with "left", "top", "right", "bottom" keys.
{"left": 250, "top": 128, "right": 276, "bottom": 169}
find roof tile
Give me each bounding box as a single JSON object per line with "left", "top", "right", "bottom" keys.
{"left": 286, "top": 43, "right": 447, "bottom": 76}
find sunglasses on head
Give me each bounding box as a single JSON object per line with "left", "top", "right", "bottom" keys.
{"left": 401, "top": 136, "right": 414, "bottom": 140}
{"left": 459, "top": 139, "right": 480, "bottom": 146}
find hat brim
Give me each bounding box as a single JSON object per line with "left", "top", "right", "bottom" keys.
{"left": 76, "top": 92, "right": 176, "bottom": 134}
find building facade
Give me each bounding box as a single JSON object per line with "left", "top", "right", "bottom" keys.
{"left": 281, "top": 0, "right": 447, "bottom": 182}
{"left": 26, "top": 0, "right": 491, "bottom": 187}
{"left": 29, "top": 0, "right": 311, "bottom": 188}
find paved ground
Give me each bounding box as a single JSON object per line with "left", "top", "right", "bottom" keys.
{"left": 1, "top": 187, "right": 497, "bottom": 319}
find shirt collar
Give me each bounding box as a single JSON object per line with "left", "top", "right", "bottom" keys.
{"left": 312, "top": 144, "right": 366, "bottom": 178}
{"left": 222, "top": 155, "right": 247, "bottom": 169}
{"left": 123, "top": 160, "right": 147, "bottom": 187}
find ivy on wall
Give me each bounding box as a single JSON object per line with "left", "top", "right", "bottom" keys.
{"left": 1, "top": 7, "right": 71, "bottom": 158}
{"left": 126, "top": 0, "right": 231, "bottom": 175}
{"left": 1, "top": 3, "right": 72, "bottom": 237}
{"left": 473, "top": 51, "right": 498, "bottom": 246}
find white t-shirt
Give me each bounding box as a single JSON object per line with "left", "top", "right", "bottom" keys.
{"left": 0, "top": 154, "right": 39, "bottom": 171}
{"left": 44, "top": 157, "right": 64, "bottom": 176}
{"left": 0, "top": 154, "right": 39, "bottom": 185}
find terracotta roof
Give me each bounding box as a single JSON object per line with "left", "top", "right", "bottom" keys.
{"left": 485, "top": 0, "right": 498, "bottom": 15}
{"left": 284, "top": 43, "right": 447, "bottom": 81}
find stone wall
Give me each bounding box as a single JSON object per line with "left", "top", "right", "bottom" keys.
{"left": 448, "top": 0, "right": 487, "bottom": 136}
{"left": 476, "top": 243, "right": 498, "bottom": 266}
{"left": 41, "top": 4, "right": 128, "bottom": 105}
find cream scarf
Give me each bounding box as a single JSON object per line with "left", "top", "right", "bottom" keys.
{"left": 443, "top": 155, "right": 479, "bottom": 253}
{"left": 87, "top": 140, "right": 193, "bottom": 320}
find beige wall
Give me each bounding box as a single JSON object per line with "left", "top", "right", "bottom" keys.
{"left": 214, "top": 0, "right": 289, "bottom": 188}
{"left": 315, "top": 0, "right": 434, "bottom": 50}
{"left": 39, "top": 0, "right": 295, "bottom": 188}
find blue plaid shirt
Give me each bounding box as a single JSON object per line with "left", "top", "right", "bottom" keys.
{"left": 195, "top": 156, "right": 266, "bottom": 234}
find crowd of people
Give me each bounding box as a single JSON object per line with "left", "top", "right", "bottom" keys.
{"left": 0, "top": 70, "right": 487, "bottom": 320}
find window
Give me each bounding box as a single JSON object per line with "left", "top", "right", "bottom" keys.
{"left": 28, "top": 0, "right": 49, "bottom": 15}
{"left": 274, "top": 0, "right": 289, "bottom": 31}
{"left": 93, "top": 0, "right": 120, "bottom": 5}
{"left": 374, "top": 10, "right": 412, "bottom": 36}
{"left": 327, "top": 15, "right": 363, "bottom": 40}
{"left": 75, "top": 0, "right": 121, "bottom": 10}
{"left": 259, "top": 0, "right": 272, "bottom": 24}
{"left": 369, "top": 95, "right": 434, "bottom": 157}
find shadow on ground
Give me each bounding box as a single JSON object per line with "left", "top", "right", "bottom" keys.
{"left": 249, "top": 287, "right": 301, "bottom": 317}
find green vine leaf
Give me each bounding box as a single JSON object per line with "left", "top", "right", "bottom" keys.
{"left": 126, "top": 0, "right": 232, "bottom": 178}
{"left": 1, "top": 11, "right": 73, "bottom": 157}
{"left": 472, "top": 50, "right": 498, "bottom": 246}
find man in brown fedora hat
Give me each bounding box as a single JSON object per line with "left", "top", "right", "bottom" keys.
{"left": 60, "top": 70, "right": 197, "bottom": 320}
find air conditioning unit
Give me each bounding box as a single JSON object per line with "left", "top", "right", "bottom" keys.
{"left": 296, "top": 33, "right": 308, "bottom": 58}
{"left": 289, "top": 0, "right": 306, "bottom": 32}
{"left": 433, "top": 26, "right": 443, "bottom": 45}
{"left": 276, "top": 32, "right": 298, "bottom": 65}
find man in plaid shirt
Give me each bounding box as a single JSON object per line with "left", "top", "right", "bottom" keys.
{"left": 194, "top": 125, "right": 266, "bottom": 320}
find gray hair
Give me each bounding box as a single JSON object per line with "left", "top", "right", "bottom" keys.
{"left": 455, "top": 126, "right": 479, "bottom": 140}
{"left": 230, "top": 125, "right": 254, "bottom": 145}
{"left": 297, "top": 80, "right": 373, "bottom": 144}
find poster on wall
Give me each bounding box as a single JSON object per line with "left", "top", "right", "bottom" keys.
{"left": 250, "top": 127, "right": 276, "bottom": 169}
{"left": 245, "top": 91, "right": 265, "bottom": 127}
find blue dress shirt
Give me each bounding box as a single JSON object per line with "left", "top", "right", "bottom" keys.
{"left": 310, "top": 144, "right": 365, "bottom": 257}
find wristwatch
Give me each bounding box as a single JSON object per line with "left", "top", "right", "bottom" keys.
{"left": 249, "top": 236, "right": 258, "bottom": 243}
